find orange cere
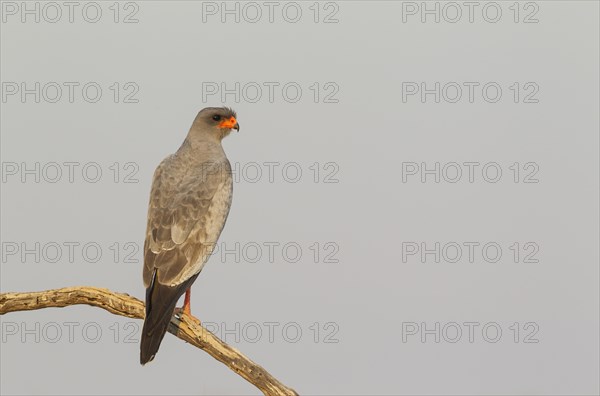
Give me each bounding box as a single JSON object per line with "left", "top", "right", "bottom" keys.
{"left": 218, "top": 116, "right": 238, "bottom": 129}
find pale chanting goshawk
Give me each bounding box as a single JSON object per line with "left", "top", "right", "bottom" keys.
{"left": 140, "top": 107, "right": 239, "bottom": 365}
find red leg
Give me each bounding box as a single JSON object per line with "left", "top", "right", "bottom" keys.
{"left": 182, "top": 288, "right": 191, "bottom": 316}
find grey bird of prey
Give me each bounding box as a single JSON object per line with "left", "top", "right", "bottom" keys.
{"left": 140, "top": 107, "right": 239, "bottom": 365}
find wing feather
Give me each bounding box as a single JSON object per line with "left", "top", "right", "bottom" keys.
{"left": 143, "top": 156, "right": 233, "bottom": 287}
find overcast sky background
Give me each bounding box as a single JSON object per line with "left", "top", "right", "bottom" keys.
{"left": 1, "top": 1, "right": 599, "bottom": 395}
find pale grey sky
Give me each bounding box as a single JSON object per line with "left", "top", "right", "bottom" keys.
{"left": 1, "top": 1, "right": 599, "bottom": 395}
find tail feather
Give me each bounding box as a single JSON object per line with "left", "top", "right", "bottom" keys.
{"left": 140, "top": 272, "right": 199, "bottom": 365}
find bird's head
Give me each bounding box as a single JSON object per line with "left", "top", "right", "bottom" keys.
{"left": 192, "top": 107, "right": 240, "bottom": 140}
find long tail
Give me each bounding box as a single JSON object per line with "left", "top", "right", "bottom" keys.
{"left": 140, "top": 272, "right": 199, "bottom": 365}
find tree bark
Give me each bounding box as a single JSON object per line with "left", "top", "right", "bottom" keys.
{"left": 0, "top": 286, "right": 299, "bottom": 396}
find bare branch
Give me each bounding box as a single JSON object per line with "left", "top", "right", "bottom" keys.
{"left": 0, "top": 287, "right": 299, "bottom": 396}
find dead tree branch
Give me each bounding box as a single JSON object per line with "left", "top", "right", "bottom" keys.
{"left": 0, "top": 286, "right": 298, "bottom": 396}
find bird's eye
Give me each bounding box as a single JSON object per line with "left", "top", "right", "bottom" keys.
{"left": 212, "top": 115, "right": 221, "bottom": 121}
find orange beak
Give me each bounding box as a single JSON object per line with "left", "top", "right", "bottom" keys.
{"left": 218, "top": 116, "right": 240, "bottom": 131}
